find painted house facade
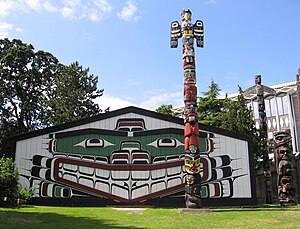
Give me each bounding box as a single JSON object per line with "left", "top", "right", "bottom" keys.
{"left": 11, "top": 106, "right": 256, "bottom": 207}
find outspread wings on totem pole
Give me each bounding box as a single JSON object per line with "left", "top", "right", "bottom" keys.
{"left": 170, "top": 9, "right": 204, "bottom": 208}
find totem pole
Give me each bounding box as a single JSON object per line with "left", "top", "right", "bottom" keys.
{"left": 170, "top": 9, "right": 204, "bottom": 208}
{"left": 297, "top": 69, "right": 300, "bottom": 110}
{"left": 273, "top": 130, "right": 296, "bottom": 206}
{"left": 255, "top": 75, "right": 272, "bottom": 204}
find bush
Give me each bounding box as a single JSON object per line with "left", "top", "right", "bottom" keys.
{"left": 17, "top": 187, "right": 33, "bottom": 204}
{"left": 0, "top": 157, "right": 19, "bottom": 205}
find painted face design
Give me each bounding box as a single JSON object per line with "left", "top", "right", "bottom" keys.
{"left": 186, "top": 175, "right": 195, "bottom": 185}
{"left": 184, "top": 154, "right": 200, "bottom": 174}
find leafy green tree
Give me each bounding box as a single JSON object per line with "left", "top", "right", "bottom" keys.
{"left": 0, "top": 38, "right": 104, "bottom": 156}
{"left": 0, "top": 38, "right": 59, "bottom": 132}
{"left": 197, "top": 80, "right": 224, "bottom": 127}
{"left": 41, "top": 62, "right": 103, "bottom": 126}
{"left": 220, "top": 87, "right": 256, "bottom": 135}
{"left": 0, "top": 157, "right": 19, "bottom": 205}
{"left": 156, "top": 104, "right": 178, "bottom": 117}
{"left": 220, "top": 87, "right": 261, "bottom": 169}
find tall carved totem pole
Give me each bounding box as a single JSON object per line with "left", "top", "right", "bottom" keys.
{"left": 273, "top": 130, "right": 296, "bottom": 206}
{"left": 255, "top": 75, "right": 272, "bottom": 204}
{"left": 170, "top": 9, "right": 204, "bottom": 208}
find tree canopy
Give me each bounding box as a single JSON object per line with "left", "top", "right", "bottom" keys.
{"left": 155, "top": 104, "right": 179, "bottom": 117}
{"left": 156, "top": 81, "right": 261, "bottom": 169}
{"left": 41, "top": 61, "right": 103, "bottom": 126}
{"left": 197, "top": 80, "right": 224, "bottom": 127}
{"left": 0, "top": 38, "right": 104, "bottom": 156}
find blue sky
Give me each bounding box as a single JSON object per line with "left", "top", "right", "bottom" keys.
{"left": 1, "top": 0, "right": 299, "bottom": 110}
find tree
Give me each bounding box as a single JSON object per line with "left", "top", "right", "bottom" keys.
{"left": 220, "top": 87, "right": 261, "bottom": 168}
{"left": 156, "top": 104, "right": 178, "bottom": 117}
{"left": 220, "top": 87, "right": 256, "bottom": 135}
{"left": 0, "top": 38, "right": 59, "bottom": 132}
{"left": 197, "top": 80, "right": 224, "bottom": 127}
{"left": 0, "top": 38, "right": 104, "bottom": 156}
{"left": 0, "top": 157, "right": 19, "bottom": 205}
{"left": 41, "top": 62, "right": 103, "bottom": 126}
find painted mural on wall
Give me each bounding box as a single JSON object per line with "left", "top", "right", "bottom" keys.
{"left": 14, "top": 107, "right": 254, "bottom": 205}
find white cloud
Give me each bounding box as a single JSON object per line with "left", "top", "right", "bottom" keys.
{"left": 206, "top": 0, "right": 217, "bottom": 6}
{"left": 0, "top": 21, "right": 13, "bottom": 38}
{"left": 43, "top": 1, "right": 58, "bottom": 13}
{"left": 94, "top": 0, "right": 112, "bottom": 13}
{"left": 117, "top": 1, "right": 139, "bottom": 22}
{"left": 95, "top": 89, "right": 183, "bottom": 112}
{"left": 0, "top": 1, "right": 112, "bottom": 22}
{"left": 15, "top": 27, "right": 24, "bottom": 33}
{"left": 25, "top": 0, "right": 42, "bottom": 12}
{"left": 61, "top": 0, "right": 112, "bottom": 22}
{"left": 0, "top": 20, "right": 24, "bottom": 38}
{"left": 0, "top": 0, "right": 19, "bottom": 17}
{"left": 89, "top": 10, "right": 101, "bottom": 22}
{"left": 62, "top": 6, "right": 74, "bottom": 19}
{"left": 139, "top": 91, "right": 182, "bottom": 110}
{"left": 63, "top": 0, "right": 81, "bottom": 8}
{"left": 95, "top": 93, "right": 136, "bottom": 111}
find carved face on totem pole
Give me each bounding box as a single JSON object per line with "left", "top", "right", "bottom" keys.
{"left": 184, "top": 69, "right": 196, "bottom": 85}
{"left": 274, "top": 131, "right": 291, "bottom": 146}
{"left": 184, "top": 154, "right": 201, "bottom": 174}
{"left": 181, "top": 9, "right": 192, "bottom": 27}
{"left": 182, "top": 9, "right": 192, "bottom": 20}
{"left": 276, "top": 146, "right": 292, "bottom": 161}
{"left": 185, "top": 174, "right": 201, "bottom": 186}
{"left": 184, "top": 85, "right": 197, "bottom": 105}
{"left": 273, "top": 130, "right": 296, "bottom": 206}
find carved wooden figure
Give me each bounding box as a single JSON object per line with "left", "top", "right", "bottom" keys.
{"left": 255, "top": 75, "right": 272, "bottom": 204}
{"left": 273, "top": 130, "right": 296, "bottom": 206}
{"left": 171, "top": 9, "right": 204, "bottom": 208}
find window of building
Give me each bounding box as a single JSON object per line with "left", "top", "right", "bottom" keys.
{"left": 270, "top": 98, "right": 277, "bottom": 117}
{"left": 253, "top": 101, "right": 258, "bottom": 119}
{"left": 282, "top": 95, "right": 289, "bottom": 115}
{"left": 265, "top": 99, "right": 271, "bottom": 117}
{"left": 276, "top": 97, "right": 283, "bottom": 115}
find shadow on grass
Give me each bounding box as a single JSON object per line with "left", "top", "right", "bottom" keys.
{"left": 0, "top": 206, "right": 146, "bottom": 229}
{"left": 213, "top": 204, "right": 299, "bottom": 212}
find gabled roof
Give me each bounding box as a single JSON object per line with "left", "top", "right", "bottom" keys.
{"left": 9, "top": 106, "right": 181, "bottom": 141}
{"left": 10, "top": 106, "right": 252, "bottom": 142}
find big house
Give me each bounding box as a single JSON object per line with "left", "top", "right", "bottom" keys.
{"left": 10, "top": 106, "right": 256, "bottom": 207}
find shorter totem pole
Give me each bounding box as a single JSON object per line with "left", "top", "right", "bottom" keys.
{"left": 273, "top": 130, "right": 296, "bottom": 206}
{"left": 170, "top": 9, "right": 204, "bottom": 208}
{"left": 255, "top": 75, "right": 272, "bottom": 204}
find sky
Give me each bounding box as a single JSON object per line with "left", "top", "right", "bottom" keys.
{"left": 1, "top": 0, "right": 300, "bottom": 111}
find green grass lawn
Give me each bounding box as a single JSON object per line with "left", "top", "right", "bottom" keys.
{"left": 0, "top": 205, "right": 299, "bottom": 229}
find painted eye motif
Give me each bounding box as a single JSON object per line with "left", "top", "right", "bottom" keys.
{"left": 195, "top": 158, "right": 201, "bottom": 166}
{"left": 74, "top": 138, "right": 114, "bottom": 148}
{"left": 184, "top": 159, "right": 191, "bottom": 165}
{"left": 48, "top": 139, "right": 57, "bottom": 153}
{"left": 148, "top": 138, "right": 183, "bottom": 148}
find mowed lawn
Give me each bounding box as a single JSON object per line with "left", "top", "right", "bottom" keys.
{"left": 0, "top": 205, "right": 299, "bottom": 229}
